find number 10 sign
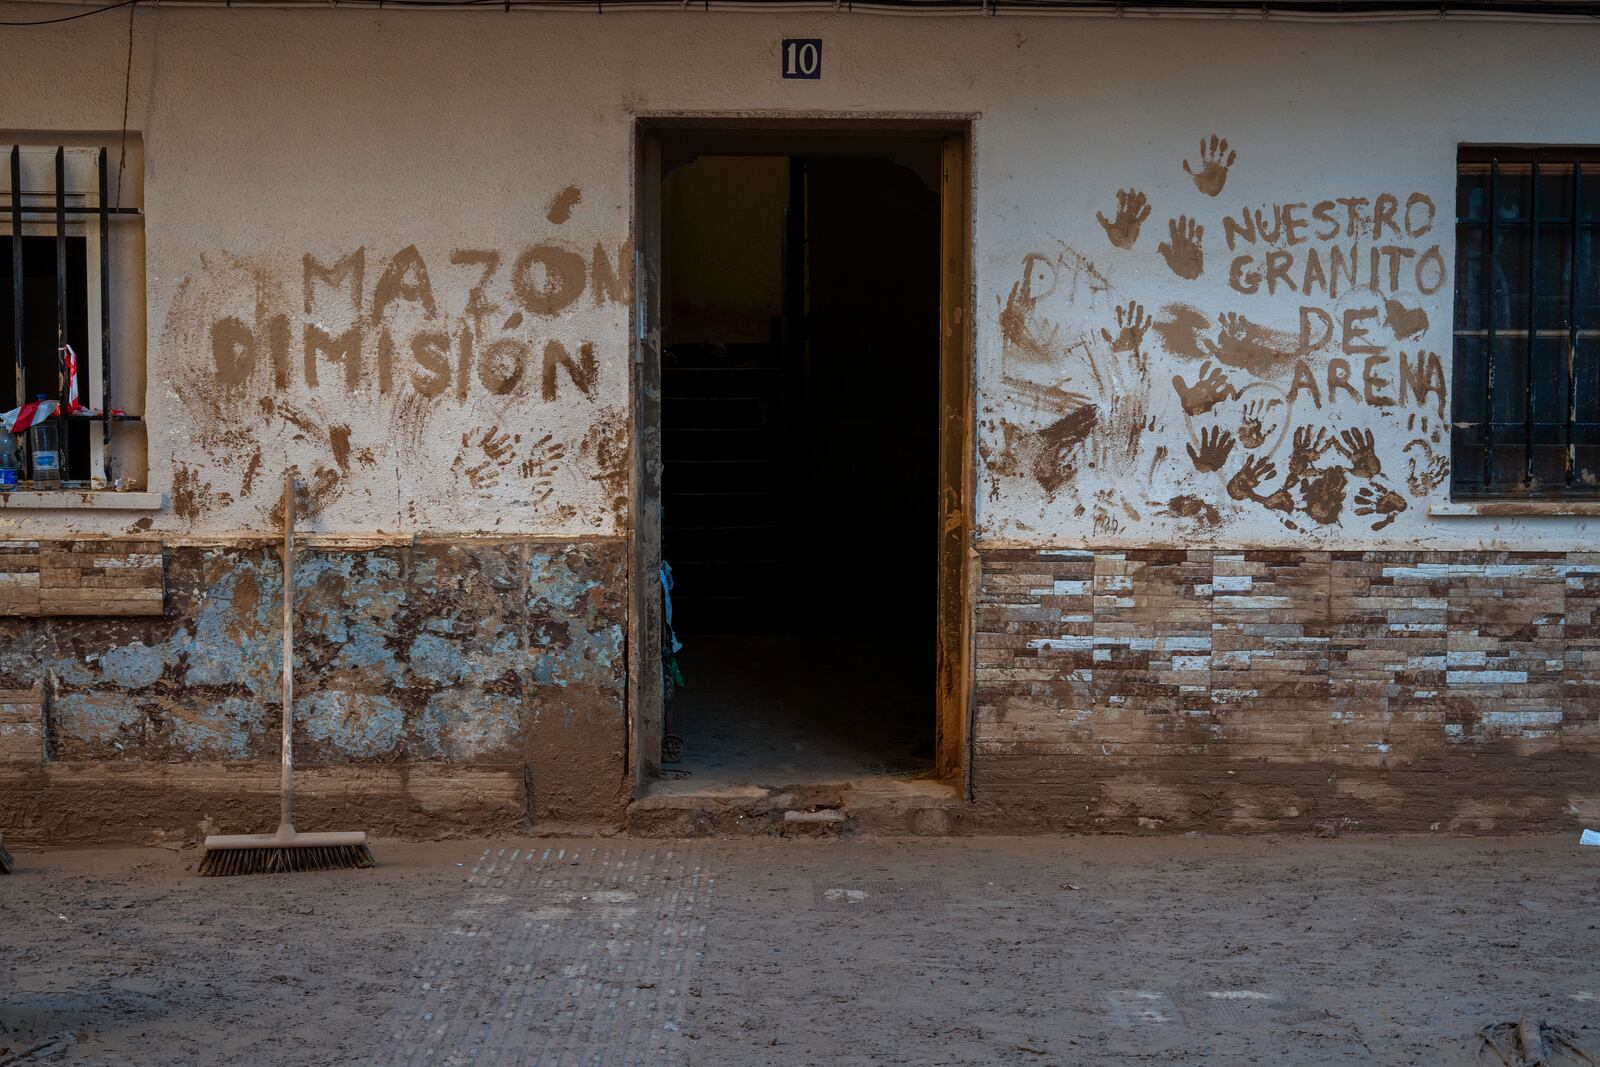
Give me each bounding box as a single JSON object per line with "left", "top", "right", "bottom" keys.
{"left": 781, "top": 39, "right": 821, "bottom": 80}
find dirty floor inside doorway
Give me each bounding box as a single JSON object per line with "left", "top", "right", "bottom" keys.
{"left": 5, "top": 835, "right": 1599, "bottom": 1064}
{"left": 666, "top": 633, "right": 933, "bottom": 785}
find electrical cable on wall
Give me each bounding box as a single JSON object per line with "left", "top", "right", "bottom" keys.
{"left": 1, "top": 0, "right": 1597, "bottom": 21}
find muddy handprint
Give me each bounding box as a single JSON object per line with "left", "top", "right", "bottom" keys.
{"left": 451, "top": 425, "right": 561, "bottom": 496}
{"left": 1182, "top": 135, "right": 1238, "bottom": 197}
{"left": 1237, "top": 398, "right": 1279, "bottom": 450}
{"left": 1334, "top": 428, "right": 1382, "bottom": 479}
{"left": 1101, "top": 300, "right": 1152, "bottom": 355}
{"left": 1404, "top": 443, "right": 1448, "bottom": 496}
{"left": 1158, "top": 216, "right": 1205, "bottom": 280}
{"left": 1096, "top": 188, "right": 1152, "bottom": 250}
{"left": 1260, "top": 486, "right": 1295, "bottom": 513}
{"left": 1300, "top": 465, "right": 1349, "bottom": 526}
{"left": 1402, "top": 415, "right": 1449, "bottom": 496}
{"left": 1287, "top": 426, "right": 1334, "bottom": 482}
{"left": 1228, "top": 454, "right": 1279, "bottom": 502}
{"left": 1354, "top": 483, "right": 1408, "bottom": 530}
{"left": 1187, "top": 424, "right": 1236, "bottom": 473}
{"left": 1172, "top": 360, "right": 1237, "bottom": 416}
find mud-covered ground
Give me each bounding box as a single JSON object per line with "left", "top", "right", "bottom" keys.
{"left": 2, "top": 834, "right": 1598, "bottom": 1065}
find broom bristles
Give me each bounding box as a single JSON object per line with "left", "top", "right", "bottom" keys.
{"left": 0, "top": 836, "right": 13, "bottom": 874}
{"left": 198, "top": 841, "right": 374, "bottom": 877}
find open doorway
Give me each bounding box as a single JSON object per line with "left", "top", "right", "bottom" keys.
{"left": 631, "top": 123, "right": 973, "bottom": 792}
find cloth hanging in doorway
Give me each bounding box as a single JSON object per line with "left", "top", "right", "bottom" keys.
{"left": 660, "top": 561, "right": 683, "bottom": 655}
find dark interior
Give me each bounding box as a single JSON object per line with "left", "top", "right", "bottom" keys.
{"left": 0, "top": 235, "right": 92, "bottom": 481}
{"left": 659, "top": 145, "right": 942, "bottom": 783}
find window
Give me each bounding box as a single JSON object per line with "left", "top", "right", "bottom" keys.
{"left": 1453, "top": 147, "right": 1600, "bottom": 499}
{"left": 1, "top": 142, "right": 144, "bottom": 490}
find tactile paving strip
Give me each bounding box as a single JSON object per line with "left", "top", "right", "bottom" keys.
{"left": 368, "top": 843, "right": 713, "bottom": 1067}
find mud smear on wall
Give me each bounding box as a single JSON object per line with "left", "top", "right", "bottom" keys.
{"left": 983, "top": 406, "right": 1100, "bottom": 496}
{"left": 579, "top": 409, "right": 631, "bottom": 523}
{"left": 1160, "top": 493, "right": 1221, "bottom": 527}
{"left": 546, "top": 185, "right": 583, "bottom": 225}
{"left": 1299, "top": 464, "right": 1348, "bottom": 525}
{"left": 171, "top": 463, "right": 233, "bottom": 523}
{"left": 1208, "top": 312, "right": 1308, "bottom": 377}
{"left": 1383, "top": 299, "right": 1429, "bottom": 340}
{"left": 1153, "top": 304, "right": 1213, "bottom": 362}
{"left": 163, "top": 225, "right": 633, "bottom": 531}
{"left": 329, "top": 425, "right": 354, "bottom": 472}
{"left": 241, "top": 449, "right": 264, "bottom": 497}
{"left": 998, "top": 254, "right": 1062, "bottom": 365}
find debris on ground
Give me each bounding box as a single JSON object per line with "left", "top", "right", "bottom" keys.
{"left": 1477, "top": 1017, "right": 1597, "bottom": 1066}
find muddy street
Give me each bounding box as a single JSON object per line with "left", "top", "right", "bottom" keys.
{"left": 2, "top": 834, "right": 1598, "bottom": 1065}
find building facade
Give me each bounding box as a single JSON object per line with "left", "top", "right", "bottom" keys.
{"left": 1, "top": 2, "right": 1596, "bottom": 841}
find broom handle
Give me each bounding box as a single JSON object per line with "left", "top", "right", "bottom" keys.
{"left": 281, "top": 472, "right": 296, "bottom": 833}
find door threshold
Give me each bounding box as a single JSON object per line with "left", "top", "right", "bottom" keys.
{"left": 627, "top": 775, "right": 964, "bottom": 837}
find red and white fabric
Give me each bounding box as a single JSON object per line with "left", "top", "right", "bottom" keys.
{"left": 2, "top": 398, "right": 58, "bottom": 435}
{"left": 61, "top": 344, "right": 99, "bottom": 416}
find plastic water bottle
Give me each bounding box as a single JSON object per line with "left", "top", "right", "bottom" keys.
{"left": 29, "top": 397, "right": 60, "bottom": 486}
{"left": 0, "top": 432, "right": 16, "bottom": 492}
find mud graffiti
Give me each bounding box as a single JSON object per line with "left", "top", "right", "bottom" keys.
{"left": 1100, "top": 301, "right": 1153, "bottom": 365}
{"left": 546, "top": 185, "right": 583, "bottom": 225}
{"left": 1096, "top": 189, "right": 1152, "bottom": 250}
{"left": 202, "top": 241, "right": 629, "bottom": 404}
{"left": 1237, "top": 398, "right": 1280, "bottom": 449}
{"left": 451, "top": 427, "right": 567, "bottom": 502}
{"left": 1158, "top": 216, "right": 1205, "bottom": 280}
{"left": 1183, "top": 135, "right": 1238, "bottom": 198}
{"left": 1160, "top": 493, "right": 1221, "bottom": 527}
{"left": 160, "top": 205, "right": 631, "bottom": 525}
{"left": 987, "top": 137, "right": 1455, "bottom": 540}
{"left": 171, "top": 464, "right": 233, "bottom": 523}
{"left": 1173, "top": 362, "right": 1237, "bottom": 416}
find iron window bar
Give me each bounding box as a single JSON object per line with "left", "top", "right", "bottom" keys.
{"left": 1456, "top": 145, "right": 1600, "bottom": 499}
{"left": 6, "top": 144, "right": 143, "bottom": 490}
{"left": 1568, "top": 163, "right": 1582, "bottom": 486}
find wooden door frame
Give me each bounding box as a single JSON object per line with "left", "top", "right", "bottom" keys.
{"left": 627, "top": 115, "right": 977, "bottom": 796}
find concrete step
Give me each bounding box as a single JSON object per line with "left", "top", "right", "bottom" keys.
{"left": 625, "top": 776, "right": 967, "bottom": 838}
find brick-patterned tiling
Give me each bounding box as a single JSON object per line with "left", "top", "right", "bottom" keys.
{"left": 976, "top": 548, "right": 1600, "bottom": 830}
{"left": 0, "top": 539, "right": 164, "bottom": 617}
{"left": 0, "top": 686, "right": 42, "bottom": 763}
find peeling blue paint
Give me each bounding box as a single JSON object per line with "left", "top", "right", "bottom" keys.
{"left": 406, "top": 633, "right": 462, "bottom": 684}
{"left": 527, "top": 551, "right": 602, "bottom": 613}
{"left": 168, "top": 696, "right": 265, "bottom": 758}
{"left": 50, "top": 691, "right": 143, "bottom": 746}
{"left": 335, "top": 621, "right": 405, "bottom": 683}
{"left": 98, "top": 642, "right": 166, "bottom": 689}
{"left": 179, "top": 559, "right": 280, "bottom": 695}
{"left": 16, "top": 539, "right": 625, "bottom": 766}
{"left": 418, "top": 688, "right": 519, "bottom": 759}
{"left": 298, "top": 691, "right": 405, "bottom": 756}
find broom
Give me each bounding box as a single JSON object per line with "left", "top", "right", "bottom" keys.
{"left": 199, "top": 473, "right": 374, "bottom": 876}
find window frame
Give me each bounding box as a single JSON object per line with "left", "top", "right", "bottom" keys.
{"left": 1452, "top": 144, "right": 1600, "bottom": 501}
{"left": 2, "top": 142, "right": 144, "bottom": 492}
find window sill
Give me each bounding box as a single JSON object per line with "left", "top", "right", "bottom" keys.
{"left": 1430, "top": 500, "right": 1600, "bottom": 517}
{"left": 0, "top": 491, "right": 161, "bottom": 511}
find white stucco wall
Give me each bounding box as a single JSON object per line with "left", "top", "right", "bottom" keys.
{"left": 1, "top": 7, "right": 1595, "bottom": 547}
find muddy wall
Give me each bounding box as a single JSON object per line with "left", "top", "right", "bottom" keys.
{"left": 1, "top": 9, "right": 1594, "bottom": 548}
{"left": 2, "top": 8, "right": 1599, "bottom": 833}
{"left": 0, "top": 538, "right": 625, "bottom": 823}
